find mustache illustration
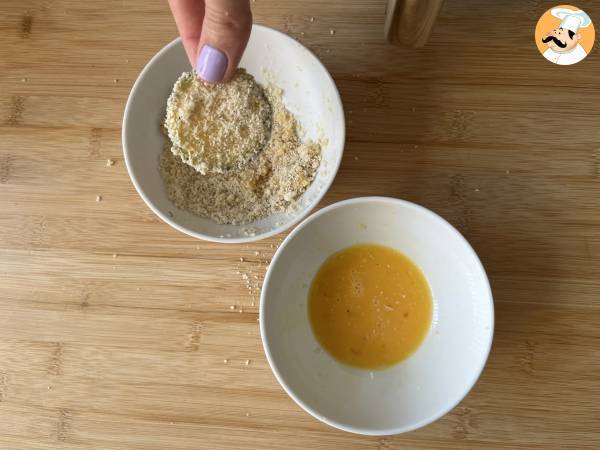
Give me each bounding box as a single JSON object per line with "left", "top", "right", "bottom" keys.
{"left": 542, "top": 35, "right": 567, "bottom": 48}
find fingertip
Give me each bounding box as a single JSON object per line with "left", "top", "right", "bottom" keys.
{"left": 196, "top": 44, "right": 228, "bottom": 82}
{"left": 197, "top": 0, "right": 252, "bottom": 82}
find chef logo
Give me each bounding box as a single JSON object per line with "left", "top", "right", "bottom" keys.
{"left": 535, "top": 5, "right": 594, "bottom": 65}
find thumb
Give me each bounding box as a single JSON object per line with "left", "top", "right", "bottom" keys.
{"left": 196, "top": 0, "right": 252, "bottom": 83}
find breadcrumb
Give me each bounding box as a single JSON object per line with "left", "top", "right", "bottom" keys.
{"left": 160, "top": 69, "right": 321, "bottom": 225}
{"left": 165, "top": 70, "right": 271, "bottom": 174}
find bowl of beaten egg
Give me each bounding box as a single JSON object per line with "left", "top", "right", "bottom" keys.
{"left": 260, "top": 197, "right": 494, "bottom": 435}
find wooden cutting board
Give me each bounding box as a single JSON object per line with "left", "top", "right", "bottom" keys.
{"left": 1, "top": 1, "right": 599, "bottom": 449}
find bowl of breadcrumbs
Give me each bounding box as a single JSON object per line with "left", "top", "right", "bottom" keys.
{"left": 122, "top": 25, "right": 345, "bottom": 242}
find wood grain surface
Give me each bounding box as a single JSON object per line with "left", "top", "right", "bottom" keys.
{"left": 1, "top": 1, "right": 600, "bottom": 449}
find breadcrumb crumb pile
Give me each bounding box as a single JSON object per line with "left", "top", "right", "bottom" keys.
{"left": 160, "top": 69, "right": 321, "bottom": 225}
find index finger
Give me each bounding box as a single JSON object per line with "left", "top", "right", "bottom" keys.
{"left": 168, "top": 0, "right": 205, "bottom": 67}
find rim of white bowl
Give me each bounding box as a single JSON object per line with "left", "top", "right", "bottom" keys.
{"left": 122, "top": 25, "right": 345, "bottom": 243}
{"left": 260, "top": 196, "right": 495, "bottom": 436}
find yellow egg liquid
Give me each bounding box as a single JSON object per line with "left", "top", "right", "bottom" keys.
{"left": 308, "top": 244, "right": 432, "bottom": 369}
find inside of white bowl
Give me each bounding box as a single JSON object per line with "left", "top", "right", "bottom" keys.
{"left": 123, "top": 25, "right": 344, "bottom": 242}
{"left": 261, "top": 198, "right": 493, "bottom": 434}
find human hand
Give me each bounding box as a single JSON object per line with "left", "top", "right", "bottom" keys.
{"left": 168, "top": 0, "right": 252, "bottom": 82}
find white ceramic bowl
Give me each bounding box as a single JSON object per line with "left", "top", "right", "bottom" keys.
{"left": 260, "top": 197, "right": 494, "bottom": 435}
{"left": 122, "top": 25, "right": 344, "bottom": 243}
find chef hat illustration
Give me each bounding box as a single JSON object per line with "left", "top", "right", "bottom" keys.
{"left": 551, "top": 8, "right": 592, "bottom": 33}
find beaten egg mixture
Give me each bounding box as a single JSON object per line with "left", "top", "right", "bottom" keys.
{"left": 309, "top": 244, "right": 432, "bottom": 369}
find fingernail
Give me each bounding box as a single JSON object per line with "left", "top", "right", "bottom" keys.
{"left": 196, "top": 45, "right": 228, "bottom": 82}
